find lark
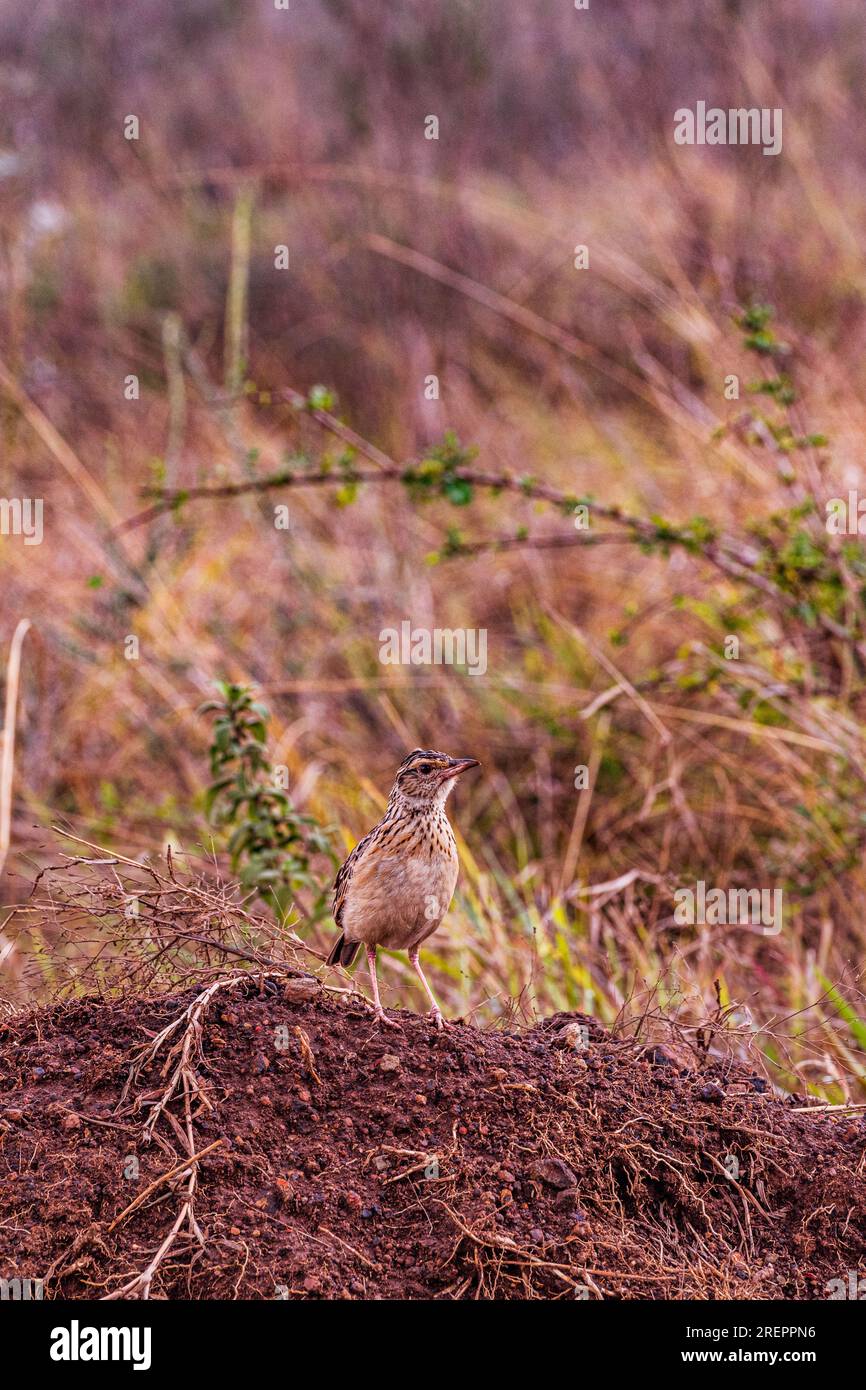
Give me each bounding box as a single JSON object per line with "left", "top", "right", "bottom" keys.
{"left": 327, "top": 749, "right": 480, "bottom": 1027}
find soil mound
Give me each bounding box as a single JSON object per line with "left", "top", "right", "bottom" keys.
{"left": 1, "top": 978, "right": 863, "bottom": 1299}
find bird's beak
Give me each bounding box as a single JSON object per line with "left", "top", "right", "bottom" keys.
{"left": 439, "top": 757, "right": 480, "bottom": 783}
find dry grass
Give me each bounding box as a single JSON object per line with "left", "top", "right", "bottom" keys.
{"left": 2, "top": 0, "right": 866, "bottom": 1099}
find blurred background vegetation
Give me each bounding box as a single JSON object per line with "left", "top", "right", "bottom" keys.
{"left": 2, "top": 0, "right": 866, "bottom": 1099}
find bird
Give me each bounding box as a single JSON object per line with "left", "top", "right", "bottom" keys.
{"left": 327, "top": 748, "right": 480, "bottom": 1027}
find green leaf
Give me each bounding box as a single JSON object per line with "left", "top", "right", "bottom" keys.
{"left": 444, "top": 478, "right": 473, "bottom": 506}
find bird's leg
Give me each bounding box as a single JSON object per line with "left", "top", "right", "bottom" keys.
{"left": 366, "top": 944, "right": 401, "bottom": 1028}
{"left": 408, "top": 947, "right": 445, "bottom": 1029}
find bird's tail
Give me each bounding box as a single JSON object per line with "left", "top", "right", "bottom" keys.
{"left": 326, "top": 933, "right": 361, "bottom": 969}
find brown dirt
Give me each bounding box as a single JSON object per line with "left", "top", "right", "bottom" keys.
{"left": 1, "top": 976, "right": 864, "bottom": 1300}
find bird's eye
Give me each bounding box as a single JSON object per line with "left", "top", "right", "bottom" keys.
{"left": 418, "top": 763, "right": 432, "bottom": 774}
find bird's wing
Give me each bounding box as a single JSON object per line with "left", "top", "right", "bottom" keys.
{"left": 333, "top": 826, "right": 379, "bottom": 928}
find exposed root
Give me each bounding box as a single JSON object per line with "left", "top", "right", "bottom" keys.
{"left": 105, "top": 972, "right": 282, "bottom": 1299}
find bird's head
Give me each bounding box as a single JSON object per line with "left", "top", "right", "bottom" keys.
{"left": 389, "top": 748, "right": 480, "bottom": 809}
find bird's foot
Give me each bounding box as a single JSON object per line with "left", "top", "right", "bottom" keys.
{"left": 430, "top": 1008, "right": 445, "bottom": 1031}
{"left": 374, "top": 1008, "right": 403, "bottom": 1030}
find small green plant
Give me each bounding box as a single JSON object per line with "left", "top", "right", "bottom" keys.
{"left": 200, "top": 681, "right": 337, "bottom": 925}
{"left": 402, "top": 430, "right": 479, "bottom": 506}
